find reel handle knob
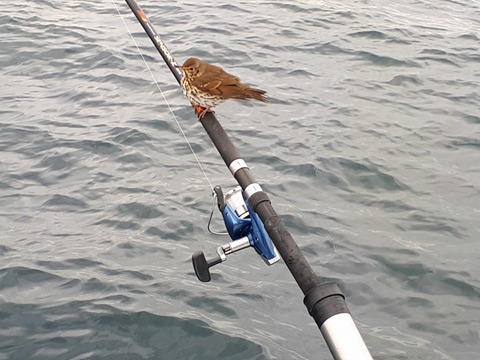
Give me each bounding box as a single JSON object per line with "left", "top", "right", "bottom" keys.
{"left": 192, "top": 251, "right": 223, "bottom": 282}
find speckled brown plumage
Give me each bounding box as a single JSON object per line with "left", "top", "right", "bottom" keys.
{"left": 178, "top": 57, "right": 267, "bottom": 118}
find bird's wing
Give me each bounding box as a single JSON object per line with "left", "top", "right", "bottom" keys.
{"left": 192, "top": 65, "right": 241, "bottom": 95}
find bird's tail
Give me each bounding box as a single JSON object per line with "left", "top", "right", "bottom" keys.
{"left": 244, "top": 87, "right": 268, "bottom": 103}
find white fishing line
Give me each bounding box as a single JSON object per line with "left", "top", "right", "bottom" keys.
{"left": 111, "top": 0, "right": 214, "bottom": 192}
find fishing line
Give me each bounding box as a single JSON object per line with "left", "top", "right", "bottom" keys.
{"left": 111, "top": 0, "right": 214, "bottom": 193}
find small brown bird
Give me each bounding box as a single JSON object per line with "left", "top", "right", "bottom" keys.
{"left": 177, "top": 57, "right": 268, "bottom": 119}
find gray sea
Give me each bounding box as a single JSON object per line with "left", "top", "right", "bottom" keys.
{"left": 1, "top": 0, "right": 479, "bottom": 359}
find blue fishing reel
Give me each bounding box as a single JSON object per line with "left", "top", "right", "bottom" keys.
{"left": 192, "top": 185, "right": 280, "bottom": 282}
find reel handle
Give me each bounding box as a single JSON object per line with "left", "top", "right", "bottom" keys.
{"left": 192, "top": 251, "right": 222, "bottom": 282}
{"left": 192, "top": 238, "right": 251, "bottom": 282}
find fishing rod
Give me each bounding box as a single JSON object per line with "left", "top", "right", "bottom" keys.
{"left": 121, "top": 1, "right": 374, "bottom": 359}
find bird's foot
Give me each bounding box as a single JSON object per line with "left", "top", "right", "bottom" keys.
{"left": 193, "top": 105, "right": 213, "bottom": 120}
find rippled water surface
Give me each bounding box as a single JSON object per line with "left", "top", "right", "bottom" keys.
{"left": 1, "top": 0, "right": 479, "bottom": 359}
